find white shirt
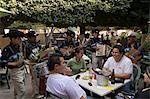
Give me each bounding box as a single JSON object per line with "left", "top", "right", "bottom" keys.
{"left": 82, "top": 54, "right": 91, "bottom": 63}
{"left": 46, "top": 74, "right": 86, "bottom": 99}
{"left": 103, "top": 55, "right": 133, "bottom": 75}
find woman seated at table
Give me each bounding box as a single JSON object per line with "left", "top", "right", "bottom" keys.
{"left": 135, "top": 66, "right": 150, "bottom": 98}
{"left": 67, "top": 47, "right": 87, "bottom": 75}
{"left": 102, "top": 45, "right": 133, "bottom": 92}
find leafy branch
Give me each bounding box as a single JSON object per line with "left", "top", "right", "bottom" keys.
{"left": 0, "top": 0, "right": 132, "bottom": 26}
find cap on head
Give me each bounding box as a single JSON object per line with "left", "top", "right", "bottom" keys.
{"left": 26, "top": 31, "right": 39, "bottom": 37}
{"left": 3, "top": 29, "right": 25, "bottom": 38}
{"left": 128, "top": 32, "right": 136, "bottom": 37}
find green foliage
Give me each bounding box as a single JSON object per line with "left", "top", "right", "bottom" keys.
{"left": 8, "top": 21, "right": 32, "bottom": 29}
{"left": 0, "top": 0, "right": 132, "bottom": 26}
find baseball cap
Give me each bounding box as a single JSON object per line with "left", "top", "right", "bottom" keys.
{"left": 128, "top": 32, "right": 136, "bottom": 37}
{"left": 3, "top": 29, "right": 25, "bottom": 38}
{"left": 26, "top": 31, "right": 39, "bottom": 37}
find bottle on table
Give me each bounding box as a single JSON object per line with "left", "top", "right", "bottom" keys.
{"left": 111, "top": 69, "right": 115, "bottom": 84}
{"left": 88, "top": 65, "right": 93, "bottom": 80}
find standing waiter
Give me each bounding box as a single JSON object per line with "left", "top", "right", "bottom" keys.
{"left": 1, "top": 29, "right": 25, "bottom": 99}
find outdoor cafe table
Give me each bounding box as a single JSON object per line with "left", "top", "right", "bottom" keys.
{"left": 72, "top": 71, "right": 131, "bottom": 97}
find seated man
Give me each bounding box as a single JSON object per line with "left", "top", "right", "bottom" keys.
{"left": 103, "top": 45, "right": 133, "bottom": 92}
{"left": 46, "top": 54, "right": 86, "bottom": 99}
{"left": 124, "top": 32, "right": 142, "bottom": 64}
{"left": 103, "top": 45, "right": 133, "bottom": 79}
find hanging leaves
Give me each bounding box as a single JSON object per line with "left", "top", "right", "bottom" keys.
{"left": 0, "top": 0, "right": 132, "bottom": 26}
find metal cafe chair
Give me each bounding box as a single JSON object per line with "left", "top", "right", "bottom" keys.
{"left": 45, "top": 91, "right": 62, "bottom": 99}
{"left": 132, "top": 64, "right": 141, "bottom": 92}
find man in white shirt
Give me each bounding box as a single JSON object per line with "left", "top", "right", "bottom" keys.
{"left": 46, "top": 54, "right": 86, "bottom": 99}
{"left": 103, "top": 45, "right": 133, "bottom": 79}
{"left": 103, "top": 45, "right": 133, "bottom": 93}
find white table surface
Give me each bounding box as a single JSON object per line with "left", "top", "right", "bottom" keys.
{"left": 72, "top": 71, "right": 131, "bottom": 97}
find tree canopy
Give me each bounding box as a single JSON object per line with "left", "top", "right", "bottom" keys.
{"left": 0, "top": 0, "right": 132, "bottom": 27}
{"left": 94, "top": 0, "right": 149, "bottom": 27}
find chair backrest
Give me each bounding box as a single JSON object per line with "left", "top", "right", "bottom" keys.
{"left": 133, "top": 64, "right": 141, "bottom": 81}
{"left": 46, "top": 91, "right": 62, "bottom": 99}
{"left": 132, "top": 64, "right": 141, "bottom": 91}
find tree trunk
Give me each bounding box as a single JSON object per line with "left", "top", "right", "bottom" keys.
{"left": 79, "top": 24, "right": 85, "bottom": 42}
{"left": 80, "top": 24, "right": 85, "bottom": 35}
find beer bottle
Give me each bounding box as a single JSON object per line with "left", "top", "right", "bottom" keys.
{"left": 88, "top": 66, "right": 93, "bottom": 80}
{"left": 111, "top": 69, "right": 115, "bottom": 84}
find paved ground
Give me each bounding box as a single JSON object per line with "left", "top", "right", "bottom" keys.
{"left": 0, "top": 74, "right": 33, "bottom": 99}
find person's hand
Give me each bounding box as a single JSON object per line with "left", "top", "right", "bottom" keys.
{"left": 102, "top": 68, "right": 112, "bottom": 76}
{"left": 63, "top": 67, "right": 72, "bottom": 76}
{"left": 7, "top": 59, "right": 24, "bottom": 66}
{"left": 68, "top": 47, "right": 73, "bottom": 52}
{"left": 135, "top": 50, "right": 140, "bottom": 55}
{"left": 96, "top": 47, "right": 99, "bottom": 51}
{"left": 17, "top": 59, "right": 24, "bottom": 65}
